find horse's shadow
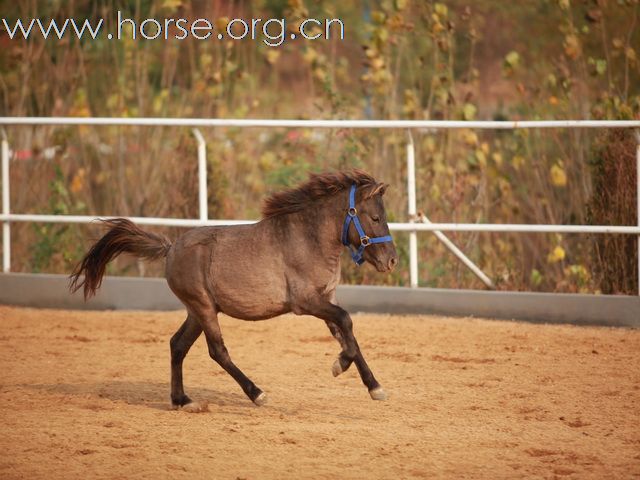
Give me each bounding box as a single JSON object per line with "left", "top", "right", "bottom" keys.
{"left": 23, "top": 380, "right": 256, "bottom": 412}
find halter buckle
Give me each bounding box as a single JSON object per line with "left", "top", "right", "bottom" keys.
{"left": 360, "top": 236, "right": 371, "bottom": 246}
{"left": 348, "top": 207, "right": 357, "bottom": 217}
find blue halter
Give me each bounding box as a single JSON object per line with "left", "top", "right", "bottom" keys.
{"left": 341, "top": 184, "right": 394, "bottom": 266}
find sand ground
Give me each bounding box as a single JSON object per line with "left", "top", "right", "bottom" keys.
{"left": 0, "top": 305, "right": 638, "bottom": 479}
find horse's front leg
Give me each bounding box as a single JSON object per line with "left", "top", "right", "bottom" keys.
{"left": 306, "top": 301, "right": 386, "bottom": 400}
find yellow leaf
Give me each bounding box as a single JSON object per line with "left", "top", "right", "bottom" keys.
{"left": 161, "top": 0, "right": 183, "bottom": 11}
{"left": 498, "top": 177, "right": 511, "bottom": 195}
{"left": 462, "top": 130, "right": 478, "bottom": 146}
{"left": 265, "top": 49, "right": 281, "bottom": 65}
{"left": 371, "top": 11, "right": 386, "bottom": 25}
{"left": 70, "top": 168, "right": 85, "bottom": 194}
{"left": 259, "top": 152, "right": 276, "bottom": 170}
{"left": 200, "top": 53, "right": 213, "bottom": 69}
{"left": 512, "top": 155, "right": 525, "bottom": 170}
{"left": 434, "top": 3, "right": 448, "bottom": 16}
{"left": 550, "top": 163, "right": 567, "bottom": 187}
{"left": 564, "top": 34, "right": 580, "bottom": 60}
{"left": 505, "top": 51, "right": 520, "bottom": 68}
{"left": 403, "top": 89, "right": 419, "bottom": 116}
{"left": 371, "top": 57, "right": 385, "bottom": 70}
{"left": 303, "top": 48, "right": 317, "bottom": 64}
{"left": 424, "top": 136, "right": 437, "bottom": 153}
{"left": 626, "top": 47, "right": 637, "bottom": 62}
{"left": 462, "top": 103, "right": 477, "bottom": 120}
{"left": 106, "top": 94, "right": 120, "bottom": 111}
{"left": 547, "top": 246, "right": 566, "bottom": 264}
{"left": 394, "top": 0, "right": 407, "bottom": 11}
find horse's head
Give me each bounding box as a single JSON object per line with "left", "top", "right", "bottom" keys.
{"left": 345, "top": 182, "right": 398, "bottom": 273}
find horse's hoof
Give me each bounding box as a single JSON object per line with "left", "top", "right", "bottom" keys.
{"left": 253, "top": 392, "right": 267, "bottom": 406}
{"left": 369, "top": 387, "right": 387, "bottom": 401}
{"left": 331, "top": 359, "right": 344, "bottom": 377}
{"left": 172, "top": 400, "right": 209, "bottom": 413}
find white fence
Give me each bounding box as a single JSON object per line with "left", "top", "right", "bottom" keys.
{"left": 1, "top": 117, "right": 639, "bottom": 294}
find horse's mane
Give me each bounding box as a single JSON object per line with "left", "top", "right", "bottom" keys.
{"left": 261, "top": 169, "right": 383, "bottom": 218}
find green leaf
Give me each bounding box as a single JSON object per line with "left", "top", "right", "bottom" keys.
{"left": 505, "top": 51, "right": 520, "bottom": 68}
{"left": 463, "top": 103, "right": 477, "bottom": 120}
{"left": 595, "top": 59, "right": 607, "bottom": 76}
{"left": 394, "top": 0, "right": 408, "bottom": 10}
{"left": 546, "top": 74, "right": 557, "bottom": 88}
{"left": 434, "top": 3, "right": 448, "bottom": 16}
{"left": 530, "top": 269, "right": 543, "bottom": 287}
{"left": 475, "top": 149, "right": 487, "bottom": 167}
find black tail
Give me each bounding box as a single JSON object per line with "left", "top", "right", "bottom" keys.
{"left": 69, "top": 218, "right": 171, "bottom": 300}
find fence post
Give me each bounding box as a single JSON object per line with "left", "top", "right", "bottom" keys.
{"left": 1, "top": 131, "right": 10, "bottom": 272}
{"left": 192, "top": 129, "right": 208, "bottom": 222}
{"left": 635, "top": 130, "right": 640, "bottom": 296}
{"left": 406, "top": 131, "right": 418, "bottom": 288}
{"left": 406, "top": 128, "right": 494, "bottom": 290}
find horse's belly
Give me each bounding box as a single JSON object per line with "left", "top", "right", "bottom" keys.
{"left": 211, "top": 271, "right": 289, "bottom": 320}
{"left": 215, "top": 292, "right": 288, "bottom": 320}
{"left": 217, "top": 299, "right": 288, "bottom": 320}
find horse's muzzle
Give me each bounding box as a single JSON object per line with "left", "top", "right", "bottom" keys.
{"left": 387, "top": 256, "right": 398, "bottom": 271}
{"left": 373, "top": 254, "right": 398, "bottom": 273}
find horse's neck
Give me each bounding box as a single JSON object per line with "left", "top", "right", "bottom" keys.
{"left": 284, "top": 196, "right": 344, "bottom": 264}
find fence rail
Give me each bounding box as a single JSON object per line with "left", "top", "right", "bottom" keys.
{"left": 1, "top": 117, "right": 639, "bottom": 294}
{"left": 1, "top": 117, "right": 640, "bottom": 129}
{"left": 1, "top": 213, "right": 639, "bottom": 234}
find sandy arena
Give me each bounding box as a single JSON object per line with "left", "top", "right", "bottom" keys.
{"left": 0, "top": 305, "right": 638, "bottom": 479}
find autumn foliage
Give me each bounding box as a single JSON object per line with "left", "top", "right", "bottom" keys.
{"left": 0, "top": 0, "right": 638, "bottom": 293}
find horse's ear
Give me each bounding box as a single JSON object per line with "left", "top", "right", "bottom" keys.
{"left": 371, "top": 182, "right": 389, "bottom": 197}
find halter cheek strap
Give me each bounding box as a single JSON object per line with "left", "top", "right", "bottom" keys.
{"left": 341, "top": 184, "right": 393, "bottom": 266}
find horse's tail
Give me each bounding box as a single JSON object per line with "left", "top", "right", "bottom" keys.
{"left": 69, "top": 218, "right": 172, "bottom": 300}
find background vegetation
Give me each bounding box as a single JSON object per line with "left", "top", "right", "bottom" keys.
{"left": 0, "top": 0, "right": 638, "bottom": 293}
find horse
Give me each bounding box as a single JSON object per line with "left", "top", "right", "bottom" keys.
{"left": 69, "top": 170, "right": 398, "bottom": 412}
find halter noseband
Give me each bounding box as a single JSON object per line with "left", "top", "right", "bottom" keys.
{"left": 341, "top": 184, "right": 393, "bottom": 266}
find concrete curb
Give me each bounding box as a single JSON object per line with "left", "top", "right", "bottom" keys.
{"left": 0, "top": 273, "right": 638, "bottom": 327}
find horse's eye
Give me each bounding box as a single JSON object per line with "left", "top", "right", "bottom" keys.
{"left": 372, "top": 215, "right": 380, "bottom": 223}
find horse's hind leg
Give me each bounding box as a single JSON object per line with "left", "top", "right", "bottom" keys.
{"left": 190, "top": 304, "right": 267, "bottom": 406}
{"left": 170, "top": 314, "right": 204, "bottom": 411}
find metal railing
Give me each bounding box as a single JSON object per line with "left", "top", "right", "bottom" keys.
{"left": 1, "top": 117, "right": 639, "bottom": 294}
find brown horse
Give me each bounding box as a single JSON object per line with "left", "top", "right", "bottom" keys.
{"left": 70, "top": 170, "right": 398, "bottom": 412}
